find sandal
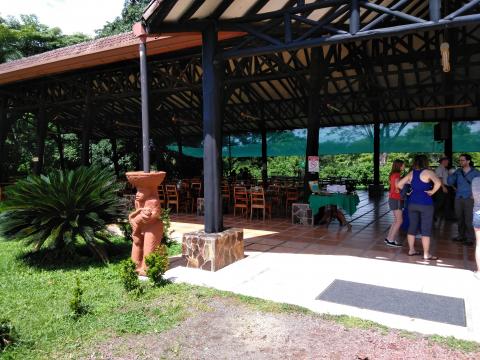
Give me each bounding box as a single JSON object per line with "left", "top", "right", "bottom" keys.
{"left": 423, "top": 256, "right": 438, "bottom": 261}
{"left": 408, "top": 251, "right": 421, "bottom": 256}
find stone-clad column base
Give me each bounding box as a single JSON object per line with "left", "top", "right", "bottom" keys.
{"left": 182, "top": 228, "right": 244, "bottom": 271}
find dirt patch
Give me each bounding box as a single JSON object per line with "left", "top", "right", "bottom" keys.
{"left": 89, "top": 297, "right": 479, "bottom": 360}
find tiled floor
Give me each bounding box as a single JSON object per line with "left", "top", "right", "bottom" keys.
{"left": 169, "top": 191, "right": 476, "bottom": 271}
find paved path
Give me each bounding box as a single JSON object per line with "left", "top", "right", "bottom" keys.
{"left": 166, "top": 250, "right": 480, "bottom": 342}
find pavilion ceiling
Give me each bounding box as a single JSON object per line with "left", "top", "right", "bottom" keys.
{"left": 1, "top": 23, "right": 480, "bottom": 142}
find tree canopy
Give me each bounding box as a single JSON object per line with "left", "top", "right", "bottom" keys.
{"left": 95, "top": 0, "right": 151, "bottom": 38}
{"left": 0, "top": 14, "right": 90, "bottom": 63}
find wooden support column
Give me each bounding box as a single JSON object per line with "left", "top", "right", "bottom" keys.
{"left": 261, "top": 124, "right": 268, "bottom": 187}
{"left": 228, "top": 135, "right": 233, "bottom": 177}
{"left": 0, "top": 97, "right": 9, "bottom": 182}
{"left": 81, "top": 89, "right": 93, "bottom": 166}
{"left": 34, "top": 104, "right": 47, "bottom": 175}
{"left": 111, "top": 137, "right": 120, "bottom": 177}
{"left": 373, "top": 122, "right": 381, "bottom": 189}
{"left": 55, "top": 123, "right": 65, "bottom": 171}
{"left": 202, "top": 23, "right": 223, "bottom": 233}
{"left": 444, "top": 120, "right": 453, "bottom": 161}
{"left": 304, "top": 47, "right": 322, "bottom": 198}
{"left": 176, "top": 127, "right": 183, "bottom": 177}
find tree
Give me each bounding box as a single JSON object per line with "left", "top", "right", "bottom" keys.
{"left": 95, "top": 0, "right": 151, "bottom": 37}
{"left": 0, "top": 15, "right": 90, "bottom": 63}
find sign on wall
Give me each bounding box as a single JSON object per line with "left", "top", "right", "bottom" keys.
{"left": 308, "top": 156, "right": 319, "bottom": 173}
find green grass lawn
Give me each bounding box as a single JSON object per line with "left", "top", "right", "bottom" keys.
{"left": 1, "top": 236, "right": 479, "bottom": 359}
{"left": 0, "top": 238, "right": 193, "bottom": 359}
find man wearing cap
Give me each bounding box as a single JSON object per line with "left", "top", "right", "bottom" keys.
{"left": 448, "top": 154, "right": 480, "bottom": 246}
{"left": 434, "top": 157, "right": 451, "bottom": 221}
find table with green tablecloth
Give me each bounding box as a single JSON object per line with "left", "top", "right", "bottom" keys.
{"left": 308, "top": 193, "right": 360, "bottom": 216}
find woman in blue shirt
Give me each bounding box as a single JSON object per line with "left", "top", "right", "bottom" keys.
{"left": 398, "top": 155, "right": 441, "bottom": 260}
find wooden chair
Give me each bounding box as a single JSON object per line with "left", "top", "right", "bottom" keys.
{"left": 166, "top": 184, "right": 182, "bottom": 214}
{"left": 250, "top": 187, "right": 271, "bottom": 221}
{"left": 190, "top": 182, "right": 202, "bottom": 213}
{"left": 221, "top": 182, "right": 231, "bottom": 212}
{"left": 233, "top": 186, "right": 249, "bottom": 217}
{"left": 157, "top": 185, "right": 166, "bottom": 209}
{"left": 268, "top": 185, "right": 282, "bottom": 213}
{"left": 285, "top": 187, "right": 299, "bottom": 215}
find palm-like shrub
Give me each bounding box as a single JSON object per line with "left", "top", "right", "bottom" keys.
{"left": 0, "top": 166, "right": 123, "bottom": 261}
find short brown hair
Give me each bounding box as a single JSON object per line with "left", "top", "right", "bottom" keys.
{"left": 390, "top": 159, "right": 404, "bottom": 176}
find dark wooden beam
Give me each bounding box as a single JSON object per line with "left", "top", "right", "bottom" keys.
{"left": 54, "top": 123, "right": 65, "bottom": 171}
{"left": 0, "top": 97, "right": 9, "bottom": 182}
{"left": 373, "top": 122, "right": 380, "bottom": 188}
{"left": 261, "top": 122, "right": 267, "bottom": 187}
{"left": 81, "top": 89, "right": 93, "bottom": 166}
{"left": 111, "top": 137, "right": 120, "bottom": 177}
{"left": 304, "top": 47, "right": 322, "bottom": 198}
{"left": 202, "top": 24, "right": 223, "bottom": 233}
{"left": 34, "top": 103, "right": 47, "bottom": 175}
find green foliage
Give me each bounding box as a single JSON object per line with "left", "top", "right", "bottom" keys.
{"left": 0, "top": 15, "right": 90, "bottom": 63}
{"left": 0, "top": 166, "right": 122, "bottom": 261}
{"left": 429, "top": 335, "right": 480, "bottom": 353}
{"left": 0, "top": 318, "right": 18, "bottom": 351}
{"left": 95, "top": 0, "right": 151, "bottom": 37}
{"left": 119, "top": 258, "right": 143, "bottom": 294}
{"left": 69, "top": 278, "right": 88, "bottom": 319}
{"left": 145, "top": 245, "right": 169, "bottom": 286}
{"left": 161, "top": 208, "right": 174, "bottom": 244}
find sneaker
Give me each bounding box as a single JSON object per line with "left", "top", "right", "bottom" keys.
{"left": 385, "top": 239, "right": 402, "bottom": 248}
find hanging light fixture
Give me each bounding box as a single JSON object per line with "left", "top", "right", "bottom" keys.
{"left": 440, "top": 0, "right": 450, "bottom": 73}
{"left": 440, "top": 42, "right": 450, "bottom": 73}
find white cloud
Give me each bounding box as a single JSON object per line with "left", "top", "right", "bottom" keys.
{"left": 0, "top": 0, "right": 125, "bottom": 35}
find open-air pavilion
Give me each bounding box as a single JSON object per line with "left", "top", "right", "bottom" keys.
{"left": 2, "top": 0, "right": 480, "bottom": 341}
{"left": 1, "top": 1, "right": 480, "bottom": 267}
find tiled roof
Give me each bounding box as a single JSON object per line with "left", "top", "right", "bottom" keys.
{"left": 0, "top": 31, "right": 243, "bottom": 85}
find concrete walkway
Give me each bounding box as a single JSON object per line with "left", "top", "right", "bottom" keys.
{"left": 166, "top": 250, "right": 480, "bottom": 342}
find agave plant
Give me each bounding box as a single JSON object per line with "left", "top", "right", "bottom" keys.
{"left": 0, "top": 166, "right": 123, "bottom": 261}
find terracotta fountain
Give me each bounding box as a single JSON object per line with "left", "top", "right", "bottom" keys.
{"left": 125, "top": 171, "right": 166, "bottom": 276}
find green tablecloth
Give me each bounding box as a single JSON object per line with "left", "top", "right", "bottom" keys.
{"left": 308, "top": 193, "right": 360, "bottom": 216}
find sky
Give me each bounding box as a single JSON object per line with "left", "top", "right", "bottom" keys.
{"left": 0, "top": 0, "right": 125, "bottom": 35}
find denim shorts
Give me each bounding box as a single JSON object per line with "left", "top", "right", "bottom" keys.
{"left": 473, "top": 209, "right": 480, "bottom": 229}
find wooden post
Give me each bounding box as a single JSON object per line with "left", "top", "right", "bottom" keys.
{"left": 176, "top": 127, "right": 183, "bottom": 177}
{"left": 34, "top": 105, "right": 47, "bottom": 175}
{"left": 81, "top": 89, "right": 93, "bottom": 166}
{"left": 55, "top": 123, "right": 65, "bottom": 171}
{"left": 373, "top": 122, "right": 381, "bottom": 189}
{"left": 304, "top": 47, "right": 322, "bottom": 199}
{"left": 0, "top": 97, "right": 9, "bottom": 183}
{"left": 111, "top": 137, "right": 120, "bottom": 177}
{"left": 202, "top": 23, "right": 223, "bottom": 233}
{"left": 261, "top": 124, "right": 268, "bottom": 187}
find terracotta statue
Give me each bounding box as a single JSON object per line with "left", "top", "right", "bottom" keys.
{"left": 126, "top": 171, "right": 166, "bottom": 276}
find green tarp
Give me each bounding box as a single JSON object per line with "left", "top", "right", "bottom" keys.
{"left": 167, "top": 121, "right": 479, "bottom": 158}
